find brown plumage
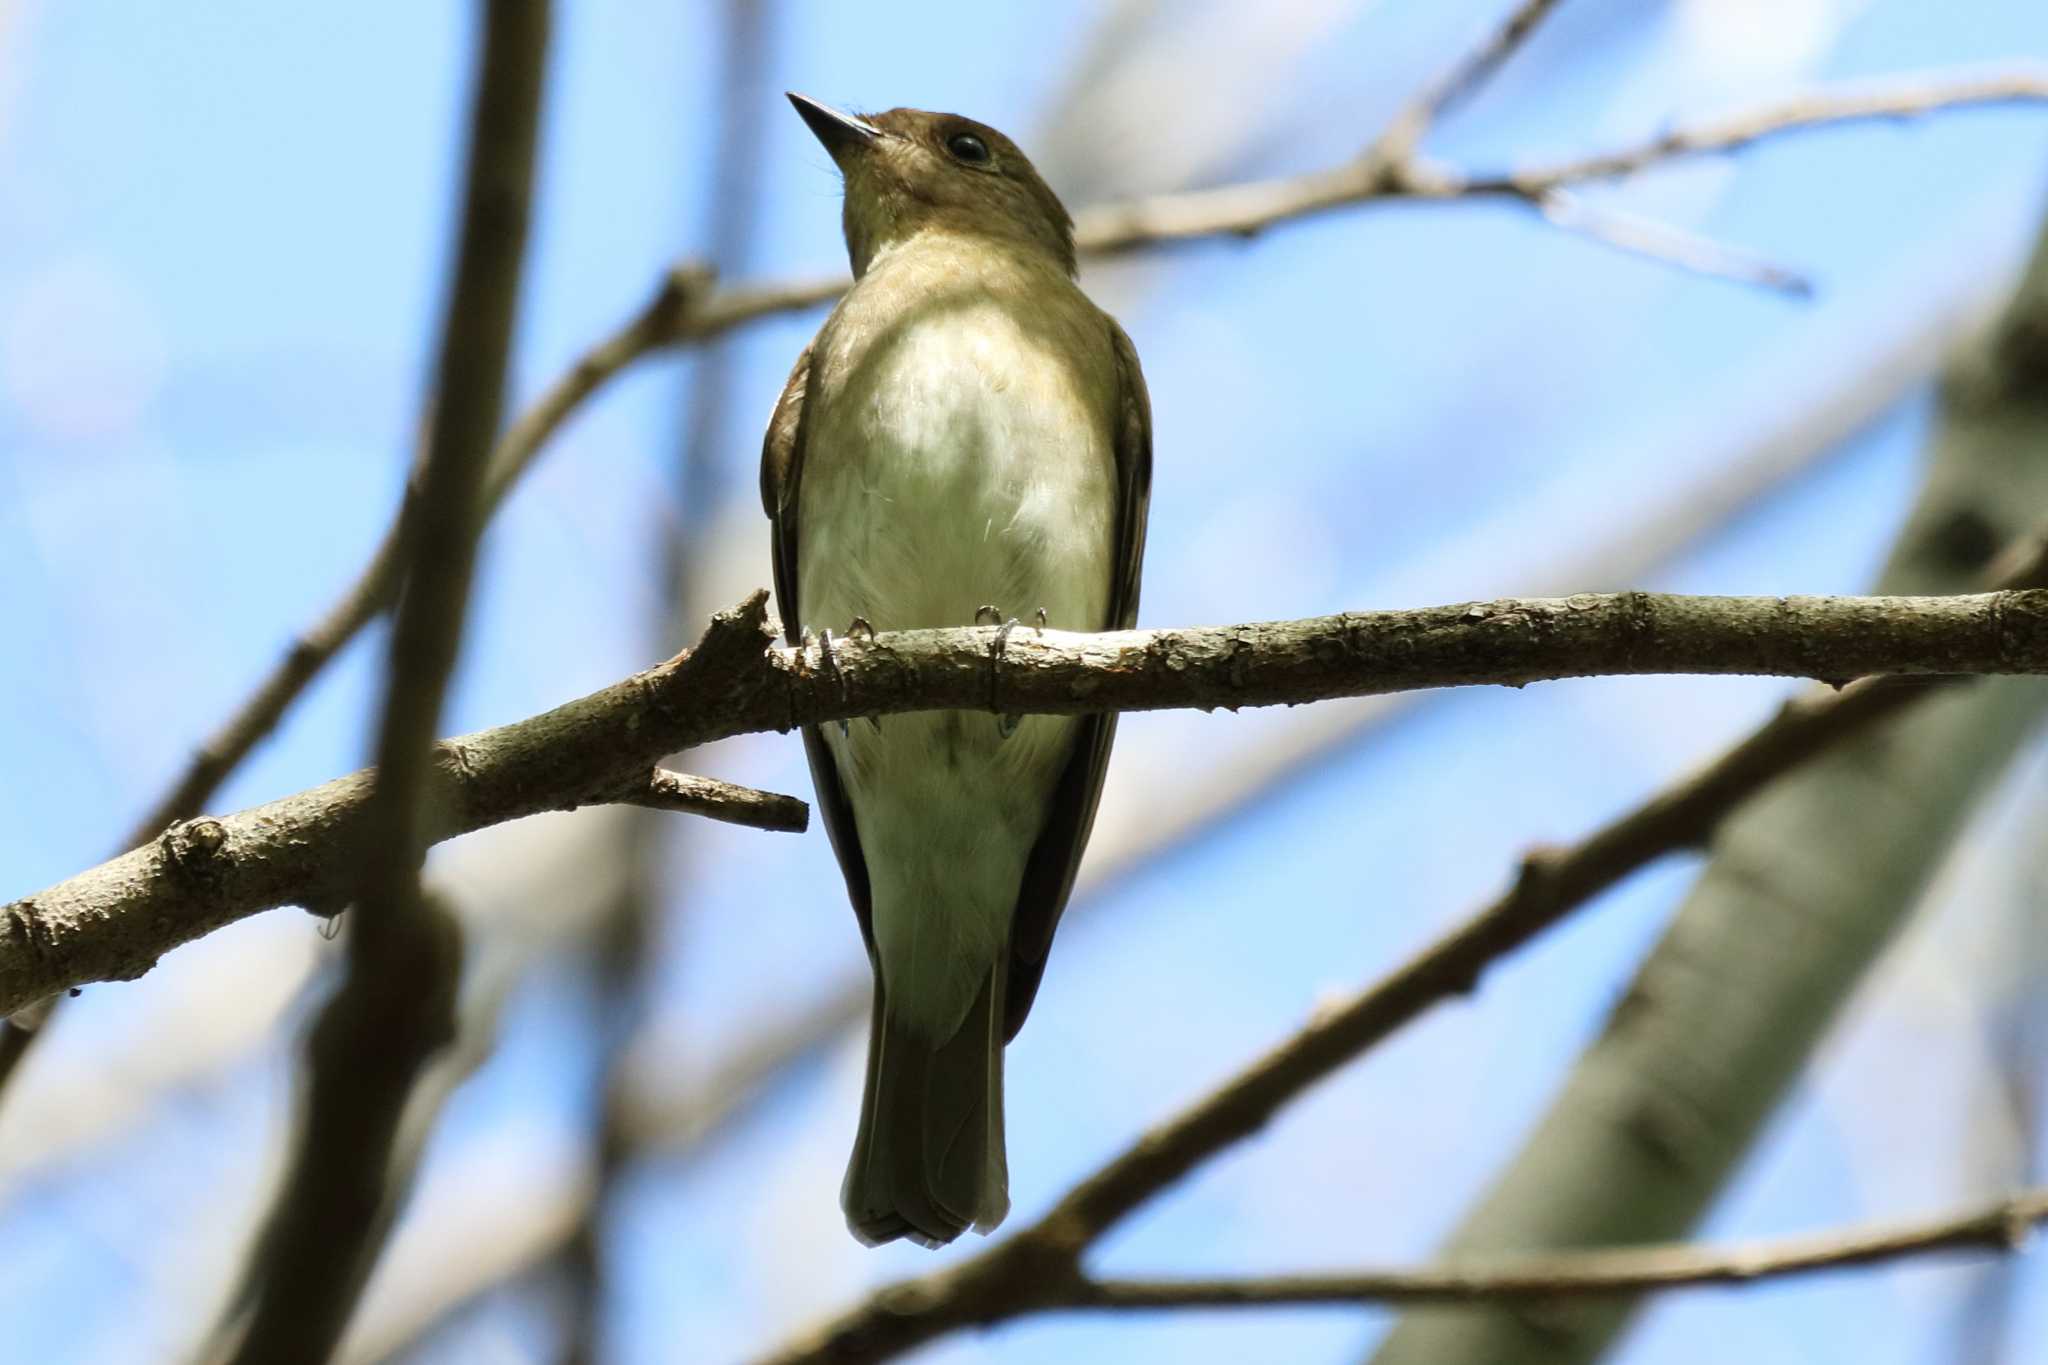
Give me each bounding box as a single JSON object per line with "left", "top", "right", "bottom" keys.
{"left": 763, "top": 96, "right": 1151, "bottom": 1246}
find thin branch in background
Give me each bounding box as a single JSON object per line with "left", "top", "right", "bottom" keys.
{"left": 203, "top": 7, "right": 551, "bottom": 1362}
{"left": 1054, "top": 1187, "right": 2048, "bottom": 1311}
{"left": 1493, "top": 66, "right": 2048, "bottom": 193}
{"left": 1080, "top": 66, "right": 2048, "bottom": 259}
{"left": 1535, "top": 190, "right": 1813, "bottom": 296}
{"left": 753, "top": 536, "right": 2048, "bottom": 1365}
{"left": 1367, "top": 0, "right": 1568, "bottom": 167}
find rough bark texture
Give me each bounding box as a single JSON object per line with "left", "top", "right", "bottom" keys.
{"left": 7, "top": 587, "right": 2048, "bottom": 1018}
{"left": 1369, "top": 191, "right": 2048, "bottom": 1365}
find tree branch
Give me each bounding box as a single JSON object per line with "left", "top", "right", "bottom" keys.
{"left": 7, "top": 585, "right": 2048, "bottom": 1019}
{"left": 1071, "top": 65, "right": 2048, "bottom": 250}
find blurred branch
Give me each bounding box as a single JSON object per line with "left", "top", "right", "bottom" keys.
{"left": 1074, "top": 65, "right": 2048, "bottom": 247}
{"left": 11, "top": 586, "right": 2048, "bottom": 1016}
{"left": 754, "top": 534, "right": 2048, "bottom": 1365}
{"left": 1366, "top": 0, "right": 1567, "bottom": 167}
{"left": 1046, "top": 1187, "right": 2048, "bottom": 1310}
{"left": 1533, "top": 189, "right": 1814, "bottom": 295}
{"left": 205, "top": 6, "right": 550, "bottom": 1362}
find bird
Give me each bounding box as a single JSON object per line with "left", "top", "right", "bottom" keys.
{"left": 762, "top": 94, "right": 1151, "bottom": 1247}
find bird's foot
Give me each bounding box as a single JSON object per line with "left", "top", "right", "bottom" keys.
{"left": 846, "top": 617, "right": 879, "bottom": 730}
{"left": 816, "top": 626, "right": 851, "bottom": 737}
{"left": 977, "top": 606, "right": 1022, "bottom": 739}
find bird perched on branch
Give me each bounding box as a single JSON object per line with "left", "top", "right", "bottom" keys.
{"left": 762, "top": 94, "right": 1151, "bottom": 1247}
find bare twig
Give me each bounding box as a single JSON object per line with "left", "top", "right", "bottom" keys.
{"left": 1054, "top": 1187, "right": 2048, "bottom": 1309}
{"left": 207, "top": 7, "right": 550, "bottom": 1363}
{"left": 1488, "top": 67, "right": 2048, "bottom": 194}
{"left": 1535, "top": 190, "right": 1813, "bottom": 295}
{"left": 10, "top": 585, "right": 2048, "bottom": 1020}
{"left": 1367, "top": 0, "right": 1568, "bottom": 168}
{"left": 753, "top": 539, "right": 2048, "bottom": 1365}
{"left": 612, "top": 768, "right": 807, "bottom": 832}
{"left": 1074, "top": 66, "right": 2048, "bottom": 250}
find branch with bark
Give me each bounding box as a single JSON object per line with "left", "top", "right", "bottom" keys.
{"left": 7, "top": 584, "right": 2048, "bottom": 1019}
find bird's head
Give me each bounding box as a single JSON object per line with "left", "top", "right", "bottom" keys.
{"left": 788, "top": 94, "right": 1075, "bottom": 278}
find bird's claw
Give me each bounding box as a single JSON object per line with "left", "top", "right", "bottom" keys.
{"left": 984, "top": 609, "right": 1022, "bottom": 738}
{"left": 817, "top": 627, "right": 851, "bottom": 738}
{"left": 847, "top": 617, "right": 880, "bottom": 730}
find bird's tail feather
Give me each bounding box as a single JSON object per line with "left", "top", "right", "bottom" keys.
{"left": 842, "top": 964, "right": 1009, "bottom": 1247}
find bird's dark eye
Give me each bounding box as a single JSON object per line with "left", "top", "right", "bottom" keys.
{"left": 946, "top": 132, "right": 991, "bottom": 164}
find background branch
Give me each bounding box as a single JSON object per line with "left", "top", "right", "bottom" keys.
{"left": 204, "top": 6, "right": 550, "bottom": 1361}
{"left": 1062, "top": 1186, "right": 2048, "bottom": 1309}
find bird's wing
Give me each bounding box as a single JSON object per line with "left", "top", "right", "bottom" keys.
{"left": 1002, "top": 316, "right": 1152, "bottom": 1040}
{"left": 762, "top": 342, "right": 879, "bottom": 963}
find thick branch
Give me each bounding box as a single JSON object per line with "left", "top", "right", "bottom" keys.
{"left": 6, "top": 587, "right": 2048, "bottom": 1017}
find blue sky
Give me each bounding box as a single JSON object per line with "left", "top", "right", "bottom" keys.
{"left": 2, "top": 2, "right": 2047, "bottom": 1362}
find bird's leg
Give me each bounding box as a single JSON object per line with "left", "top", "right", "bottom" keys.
{"left": 845, "top": 617, "right": 879, "bottom": 730}
{"left": 976, "top": 605, "right": 1022, "bottom": 739}
{"left": 816, "top": 626, "right": 851, "bottom": 737}
{"left": 1034, "top": 607, "right": 1047, "bottom": 632}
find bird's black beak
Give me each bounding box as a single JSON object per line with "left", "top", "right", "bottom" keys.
{"left": 788, "top": 92, "right": 881, "bottom": 160}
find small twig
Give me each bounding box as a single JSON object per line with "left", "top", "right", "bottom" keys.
{"left": 1058, "top": 1187, "right": 2048, "bottom": 1309}
{"left": 208, "top": 6, "right": 550, "bottom": 1363}
{"left": 1535, "top": 189, "right": 1813, "bottom": 296}
{"left": 614, "top": 768, "right": 808, "bottom": 833}
{"left": 1367, "top": 0, "right": 1568, "bottom": 169}
{"left": 1490, "top": 66, "right": 2048, "bottom": 195}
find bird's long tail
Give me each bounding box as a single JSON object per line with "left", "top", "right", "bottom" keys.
{"left": 841, "top": 964, "right": 1009, "bottom": 1247}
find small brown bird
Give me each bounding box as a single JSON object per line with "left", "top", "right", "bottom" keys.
{"left": 762, "top": 95, "right": 1151, "bottom": 1246}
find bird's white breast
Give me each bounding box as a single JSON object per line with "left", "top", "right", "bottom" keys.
{"left": 798, "top": 291, "right": 1115, "bottom": 1038}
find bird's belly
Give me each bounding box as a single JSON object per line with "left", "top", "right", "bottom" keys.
{"left": 798, "top": 319, "right": 1115, "bottom": 1036}
{"left": 798, "top": 349, "right": 1113, "bottom": 637}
